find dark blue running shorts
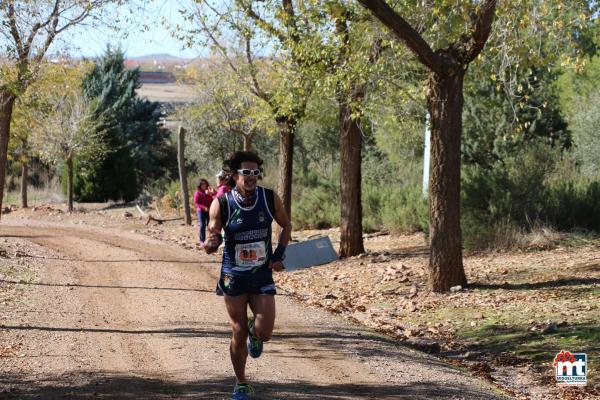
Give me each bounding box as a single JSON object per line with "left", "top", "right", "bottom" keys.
{"left": 216, "top": 272, "right": 276, "bottom": 296}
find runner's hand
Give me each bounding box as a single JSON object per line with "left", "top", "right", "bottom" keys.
{"left": 204, "top": 232, "right": 221, "bottom": 254}
{"left": 269, "top": 260, "right": 285, "bottom": 272}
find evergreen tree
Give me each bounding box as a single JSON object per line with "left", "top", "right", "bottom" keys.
{"left": 74, "top": 48, "right": 168, "bottom": 202}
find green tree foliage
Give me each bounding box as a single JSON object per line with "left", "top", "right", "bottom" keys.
{"left": 181, "top": 63, "right": 277, "bottom": 152}
{"left": 463, "top": 68, "right": 570, "bottom": 169}
{"left": 74, "top": 48, "right": 170, "bottom": 202}
{"left": 179, "top": 62, "right": 279, "bottom": 183}
{"left": 170, "top": 0, "right": 600, "bottom": 257}
{"left": 557, "top": 54, "right": 600, "bottom": 177}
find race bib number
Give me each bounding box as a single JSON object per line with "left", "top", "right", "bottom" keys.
{"left": 235, "top": 241, "right": 267, "bottom": 268}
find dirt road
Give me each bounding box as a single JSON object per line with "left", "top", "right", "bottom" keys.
{"left": 0, "top": 220, "right": 510, "bottom": 399}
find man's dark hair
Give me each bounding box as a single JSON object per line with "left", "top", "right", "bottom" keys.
{"left": 224, "top": 151, "right": 263, "bottom": 172}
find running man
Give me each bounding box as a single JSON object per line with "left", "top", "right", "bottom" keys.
{"left": 204, "top": 151, "right": 291, "bottom": 400}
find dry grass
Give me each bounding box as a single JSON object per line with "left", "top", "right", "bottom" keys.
{"left": 3, "top": 185, "right": 64, "bottom": 208}
{"left": 486, "top": 222, "right": 564, "bottom": 251}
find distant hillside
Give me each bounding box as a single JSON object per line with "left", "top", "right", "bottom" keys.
{"left": 128, "top": 53, "right": 189, "bottom": 62}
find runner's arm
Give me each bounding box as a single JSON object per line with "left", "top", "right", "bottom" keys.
{"left": 273, "top": 193, "right": 291, "bottom": 246}
{"left": 270, "top": 193, "right": 291, "bottom": 271}
{"left": 204, "top": 198, "right": 223, "bottom": 254}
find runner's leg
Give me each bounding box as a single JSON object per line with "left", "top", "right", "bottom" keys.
{"left": 224, "top": 294, "right": 250, "bottom": 382}
{"left": 248, "top": 294, "right": 275, "bottom": 342}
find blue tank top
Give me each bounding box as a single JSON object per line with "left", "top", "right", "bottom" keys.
{"left": 222, "top": 186, "right": 274, "bottom": 277}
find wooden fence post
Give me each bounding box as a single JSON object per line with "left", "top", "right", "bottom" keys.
{"left": 177, "top": 126, "right": 192, "bottom": 225}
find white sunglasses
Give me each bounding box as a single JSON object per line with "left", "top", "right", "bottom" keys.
{"left": 237, "top": 168, "right": 261, "bottom": 176}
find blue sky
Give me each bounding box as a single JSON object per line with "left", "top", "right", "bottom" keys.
{"left": 63, "top": 1, "right": 200, "bottom": 59}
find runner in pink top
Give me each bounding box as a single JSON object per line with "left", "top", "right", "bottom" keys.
{"left": 214, "top": 170, "right": 232, "bottom": 198}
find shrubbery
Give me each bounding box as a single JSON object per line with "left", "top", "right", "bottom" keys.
{"left": 461, "top": 143, "right": 600, "bottom": 249}
{"left": 292, "top": 169, "right": 428, "bottom": 234}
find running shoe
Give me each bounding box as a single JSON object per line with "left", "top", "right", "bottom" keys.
{"left": 247, "top": 316, "right": 263, "bottom": 358}
{"left": 231, "top": 382, "right": 254, "bottom": 400}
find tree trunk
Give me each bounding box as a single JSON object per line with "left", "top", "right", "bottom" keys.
{"left": 427, "top": 70, "right": 468, "bottom": 292}
{"left": 0, "top": 91, "right": 16, "bottom": 219}
{"left": 20, "top": 161, "right": 28, "bottom": 209}
{"left": 66, "top": 156, "right": 74, "bottom": 213}
{"left": 277, "top": 117, "right": 295, "bottom": 219}
{"left": 338, "top": 101, "right": 365, "bottom": 258}
{"left": 243, "top": 135, "right": 253, "bottom": 151}
{"left": 177, "top": 126, "right": 192, "bottom": 225}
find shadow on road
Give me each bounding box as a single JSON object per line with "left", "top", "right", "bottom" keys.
{"left": 471, "top": 277, "right": 600, "bottom": 290}
{"left": 0, "top": 234, "right": 55, "bottom": 239}
{"left": 2, "top": 253, "right": 220, "bottom": 264}
{"left": 388, "top": 246, "right": 430, "bottom": 258}
{"left": 0, "top": 279, "right": 215, "bottom": 293}
{"left": 0, "top": 324, "right": 232, "bottom": 338}
{"left": 0, "top": 371, "right": 504, "bottom": 399}
{"left": 0, "top": 279, "right": 292, "bottom": 297}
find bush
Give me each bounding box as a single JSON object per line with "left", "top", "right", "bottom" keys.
{"left": 146, "top": 176, "right": 172, "bottom": 198}
{"left": 379, "top": 184, "right": 429, "bottom": 233}
{"left": 362, "top": 184, "right": 384, "bottom": 233}
{"left": 461, "top": 142, "right": 600, "bottom": 249}
{"left": 544, "top": 179, "right": 600, "bottom": 231}
{"left": 462, "top": 217, "right": 563, "bottom": 250}
{"left": 159, "top": 180, "right": 183, "bottom": 210}
{"left": 292, "top": 182, "right": 340, "bottom": 230}
{"left": 292, "top": 171, "right": 429, "bottom": 234}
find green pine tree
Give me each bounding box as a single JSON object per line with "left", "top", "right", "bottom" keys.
{"left": 74, "top": 47, "right": 169, "bottom": 202}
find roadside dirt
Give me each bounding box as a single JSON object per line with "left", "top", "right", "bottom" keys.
{"left": 0, "top": 212, "right": 510, "bottom": 399}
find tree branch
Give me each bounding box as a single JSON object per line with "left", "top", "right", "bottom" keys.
{"left": 197, "top": 12, "right": 243, "bottom": 79}
{"left": 6, "top": 0, "right": 24, "bottom": 58}
{"left": 55, "top": 7, "right": 91, "bottom": 35}
{"left": 356, "top": 0, "right": 447, "bottom": 75}
{"left": 332, "top": 5, "right": 350, "bottom": 72}
{"left": 461, "top": 0, "right": 497, "bottom": 64}
{"left": 23, "top": 0, "right": 60, "bottom": 60}
{"left": 235, "top": 0, "right": 288, "bottom": 44}
{"left": 281, "top": 0, "right": 299, "bottom": 43}
{"left": 244, "top": 33, "right": 271, "bottom": 103}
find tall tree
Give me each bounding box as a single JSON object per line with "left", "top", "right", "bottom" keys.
{"left": 180, "top": 0, "right": 313, "bottom": 218}
{"left": 0, "top": 0, "right": 114, "bottom": 218}
{"left": 357, "top": 0, "right": 594, "bottom": 291}
{"left": 31, "top": 91, "right": 105, "bottom": 212}
{"left": 9, "top": 61, "right": 91, "bottom": 208}
{"left": 357, "top": 0, "right": 497, "bottom": 291}
{"left": 326, "top": 3, "right": 385, "bottom": 257}
{"left": 9, "top": 102, "right": 34, "bottom": 209}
